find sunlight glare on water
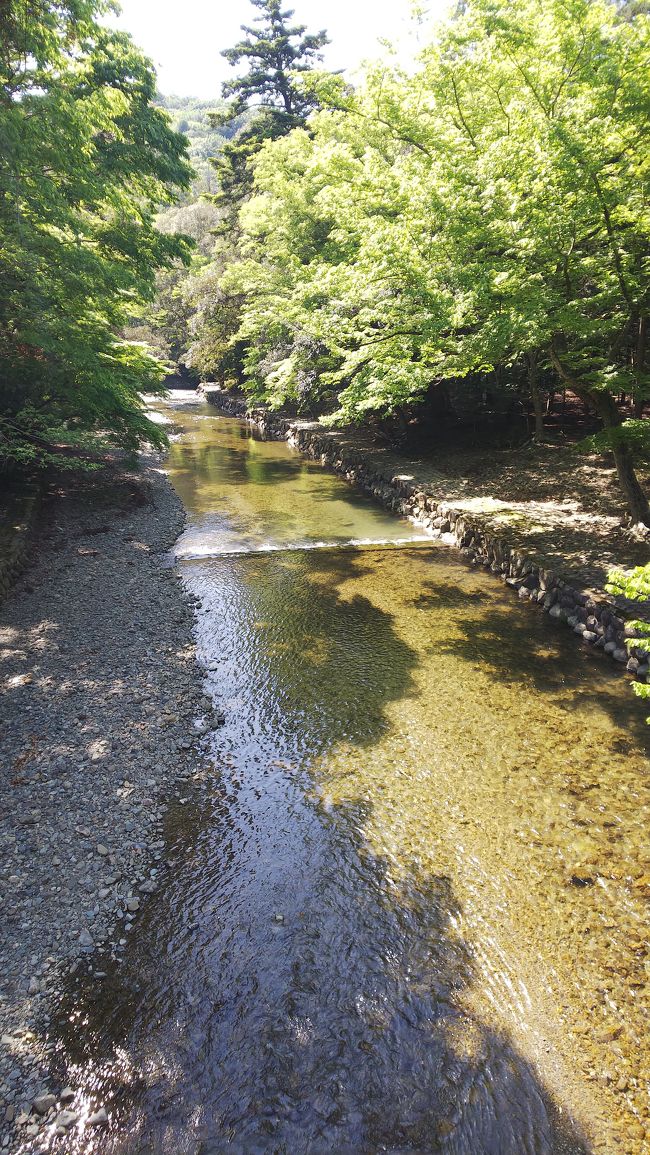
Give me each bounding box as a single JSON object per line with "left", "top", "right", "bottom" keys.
{"left": 48, "top": 393, "right": 650, "bottom": 1155}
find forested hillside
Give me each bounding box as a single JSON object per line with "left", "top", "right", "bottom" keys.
{"left": 154, "top": 96, "right": 243, "bottom": 195}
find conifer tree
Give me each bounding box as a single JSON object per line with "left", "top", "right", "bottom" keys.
{"left": 210, "top": 0, "right": 329, "bottom": 212}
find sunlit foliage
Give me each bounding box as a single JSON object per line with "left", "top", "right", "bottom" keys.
{"left": 0, "top": 0, "right": 192, "bottom": 470}
{"left": 607, "top": 564, "right": 650, "bottom": 715}
{"left": 204, "top": 0, "right": 650, "bottom": 522}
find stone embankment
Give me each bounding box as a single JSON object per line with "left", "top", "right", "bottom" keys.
{"left": 0, "top": 485, "right": 41, "bottom": 606}
{"left": 201, "top": 385, "right": 649, "bottom": 683}
{"left": 0, "top": 459, "right": 211, "bottom": 1151}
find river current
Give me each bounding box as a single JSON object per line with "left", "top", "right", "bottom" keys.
{"left": 51, "top": 393, "right": 649, "bottom": 1154}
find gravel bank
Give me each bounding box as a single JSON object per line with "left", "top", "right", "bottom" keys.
{"left": 0, "top": 459, "right": 206, "bottom": 1150}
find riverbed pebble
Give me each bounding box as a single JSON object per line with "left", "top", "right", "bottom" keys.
{"left": 87, "top": 1107, "right": 109, "bottom": 1126}
{"left": 30, "top": 1095, "right": 54, "bottom": 1119}
{"left": 54, "top": 1109, "right": 78, "bottom": 1130}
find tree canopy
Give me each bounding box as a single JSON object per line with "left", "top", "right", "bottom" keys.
{"left": 0, "top": 0, "right": 192, "bottom": 470}
{"left": 190, "top": 0, "right": 649, "bottom": 524}
{"left": 210, "top": 0, "right": 329, "bottom": 213}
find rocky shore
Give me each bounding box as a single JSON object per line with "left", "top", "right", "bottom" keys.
{"left": 0, "top": 459, "right": 207, "bottom": 1150}
{"left": 201, "top": 385, "right": 650, "bottom": 685}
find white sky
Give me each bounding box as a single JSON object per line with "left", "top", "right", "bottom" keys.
{"left": 108, "top": 1, "right": 451, "bottom": 99}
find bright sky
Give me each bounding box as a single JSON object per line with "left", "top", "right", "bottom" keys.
{"left": 109, "top": 0, "right": 451, "bottom": 99}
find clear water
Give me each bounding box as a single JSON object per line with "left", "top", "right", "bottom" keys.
{"left": 47, "top": 393, "right": 650, "bottom": 1155}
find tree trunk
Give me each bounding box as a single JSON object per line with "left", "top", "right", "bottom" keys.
{"left": 527, "top": 352, "right": 545, "bottom": 440}
{"left": 633, "top": 315, "right": 647, "bottom": 419}
{"left": 611, "top": 441, "right": 650, "bottom": 525}
{"left": 549, "top": 346, "right": 650, "bottom": 526}
{"left": 592, "top": 390, "right": 650, "bottom": 526}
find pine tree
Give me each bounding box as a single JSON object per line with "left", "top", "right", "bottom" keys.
{"left": 210, "top": 0, "right": 329, "bottom": 212}
{"left": 221, "top": 0, "right": 329, "bottom": 120}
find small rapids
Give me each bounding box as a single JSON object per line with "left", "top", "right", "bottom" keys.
{"left": 177, "top": 538, "right": 432, "bottom": 560}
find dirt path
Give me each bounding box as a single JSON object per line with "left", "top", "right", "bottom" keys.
{"left": 313, "top": 431, "right": 650, "bottom": 592}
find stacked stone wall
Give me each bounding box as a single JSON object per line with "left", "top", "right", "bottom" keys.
{"left": 200, "top": 385, "right": 648, "bottom": 682}
{"left": 0, "top": 485, "right": 41, "bottom": 605}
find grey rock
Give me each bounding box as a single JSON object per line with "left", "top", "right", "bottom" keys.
{"left": 55, "top": 1109, "right": 78, "bottom": 1129}
{"left": 32, "top": 1093, "right": 56, "bottom": 1115}
{"left": 87, "top": 1107, "right": 108, "bottom": 1126}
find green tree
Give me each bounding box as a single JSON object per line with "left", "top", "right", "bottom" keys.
{"left": 0, "top": 1, "right": 192, "bottom": 471}
{"left": 221, "top": 0, "right": 328, "bottom": 118}
{"left": 222, "top": 0, "right": 650, "bottom": 523}
{"left": 606, "top": 564, "right": 650, "bottom": 716}
{"left": 178, "top": 0, "right": 330, "bottom": 384}
{"left": 211, "top": 0, "right": 329, "bottom": 213}
{"left": 423, "top": 0, "right": 650, "bottom": 523}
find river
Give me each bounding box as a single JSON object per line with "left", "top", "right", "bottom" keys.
{"left": 50, "top": 392, "right": 649, "bottom": 1154}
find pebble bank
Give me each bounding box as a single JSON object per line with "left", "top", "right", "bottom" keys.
{"left": 0, "top": 459, "right": 210, "bottom": 1150}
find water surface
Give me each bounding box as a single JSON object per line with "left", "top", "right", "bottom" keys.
{"left": 50, "top": 393, "right": 649, "bottom": 1154}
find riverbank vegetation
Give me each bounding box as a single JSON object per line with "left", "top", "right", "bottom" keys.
{"left": 150, "top": 0, "right": 650, "bottom": 528}
{"left": 2, "top": 0, "right": 648, "bottom": 528}
{"left": 607, "top": 563, "right": 650, "bottom": 711}
{"left": 0, "top": 0, "right": 192, "bottom": 472}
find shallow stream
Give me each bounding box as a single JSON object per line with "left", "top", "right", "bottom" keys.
{"left": 51, "top": 393, "right": 649, "bottom": 1154}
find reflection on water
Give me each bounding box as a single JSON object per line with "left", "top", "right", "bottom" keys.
{"left": 46, "top": 395, "right": 649, "bottom": 1155}
{"left": 163, "top": 393, "right": 429, "bottom": 559}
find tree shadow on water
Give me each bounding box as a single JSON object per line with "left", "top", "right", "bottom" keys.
{"left": 409, "top": 576, "right": 649, "bottom": 745}
{"left": 200, "top": 545, "right": 423, "bottom": 754}
{"left": 45, "top": 791, "right": 596, "bottom": 1155}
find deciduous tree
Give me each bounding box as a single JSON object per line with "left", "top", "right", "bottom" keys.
{"left": 0, "top": 1, "right": 192, "bottom": 470}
